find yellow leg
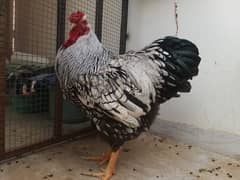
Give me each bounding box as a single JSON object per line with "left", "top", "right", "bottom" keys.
{"left": 80, "top": 148, "right": 121, "bottom": 180}
{"left": 82, "top": 150, "right": 111, "bottom": 165}
{"left": 102, "top": 148, "right": 120, "bottom": 179}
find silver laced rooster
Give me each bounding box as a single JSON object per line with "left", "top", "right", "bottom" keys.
{"left": 55, "top": 11, "right": 201, "bottom": 180}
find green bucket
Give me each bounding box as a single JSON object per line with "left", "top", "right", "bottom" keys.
{"left": 49, "top": 87, "right": 87, "bottom": 124}
{"left": 13, "top": 92, "right": 49, "bottom": 113}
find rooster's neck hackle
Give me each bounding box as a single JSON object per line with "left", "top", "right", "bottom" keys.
{"left": 58, "top": 31, "right": 110, "bottom": 75}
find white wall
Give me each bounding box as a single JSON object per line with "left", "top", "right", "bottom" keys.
{"left": 127, "top": 0, "right": 240, "bottom": 135}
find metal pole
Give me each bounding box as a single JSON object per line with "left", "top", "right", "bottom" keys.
{"left": 95, "top": 0, "right": 104, "bottom": 42}
{"left": 119, "top": 0, "right": 129, "bottom": 54}
{"left": 0, "top": 0, "right": 8, "bottom": 157}
{"left": 54, "top": 0, "right": 66, "bottom": 138}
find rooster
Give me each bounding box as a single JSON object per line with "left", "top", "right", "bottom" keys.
{"left": 55, "top": 11, "right": 201, "bottom": 180}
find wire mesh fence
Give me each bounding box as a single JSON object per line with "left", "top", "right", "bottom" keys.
{"left": 102, "top": 0, "right": 122, "bottom": 54}
{"left": 0, "top": 0, "right": 128, "bottom": 160}
{"left": 5, "top": 0, "right": 57, "bottom": 152}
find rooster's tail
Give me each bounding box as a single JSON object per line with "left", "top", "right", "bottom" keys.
{"left": 142, "top": 36, "right": 201, "bottom": 103}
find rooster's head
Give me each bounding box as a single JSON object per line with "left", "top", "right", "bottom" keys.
{"left": 63, "top": 11, "right": 90, "bottom": 48}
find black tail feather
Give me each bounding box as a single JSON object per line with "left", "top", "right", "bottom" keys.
{"left": 143, "top": 36, "right": 201, "bottom": 103}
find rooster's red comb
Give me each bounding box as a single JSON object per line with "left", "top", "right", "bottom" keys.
{"left": 68, "top": 11, "right": 85, "bottom": 24}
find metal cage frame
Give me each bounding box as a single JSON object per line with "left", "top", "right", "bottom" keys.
{"left": 0, "top": 0, "right": 128, "bottom": 161}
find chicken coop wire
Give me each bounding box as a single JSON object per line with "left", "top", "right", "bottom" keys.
{"left": 5, "top": 0, "right": 57, "bottom": 152}
{"left": 102, "top": 0, "right": 122, "bottom": 54}
{"left": 0, "top": 0, "right": 129, "bottom": 161}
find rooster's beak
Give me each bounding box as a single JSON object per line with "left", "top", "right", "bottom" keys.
{"left": 70, "top": 23, "right": 74, "bottom": 29}
{"left": 82, "top": 15, "right": 87, "bottom": 21}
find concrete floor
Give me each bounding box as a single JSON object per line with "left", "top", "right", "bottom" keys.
{"left": 0, "top": 133, "right": 240, "bottom": 180}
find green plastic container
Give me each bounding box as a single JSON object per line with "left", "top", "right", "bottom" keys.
{"left": 13, "top": 93, "right": 49, "bottom": 113}
{"left": 49, "top": 87, "right": 87, "bottom": 124}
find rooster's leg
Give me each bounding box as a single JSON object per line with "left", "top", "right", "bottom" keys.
{"left": 80, "top": 148, "right": 121, "bottom": 180}
{"left": 82, "top": 150, "right": 111, "bottom": 165}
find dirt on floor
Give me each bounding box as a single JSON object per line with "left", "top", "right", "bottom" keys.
{"left": 0, "top": 133, "right": 240, "bottom": 180}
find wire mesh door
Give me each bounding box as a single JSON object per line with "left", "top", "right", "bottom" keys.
{"left": 5, "top": 0, "right": 57, "bottom": 152}
{"left": 102, "top": 0, "right": 122, "bottom": 54}
{"left": 0, "top": 0, "right": 128, "bottom": 161}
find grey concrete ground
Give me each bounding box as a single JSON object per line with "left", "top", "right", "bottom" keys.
{"left": 0, "top": 133, "right": 240, "bottom": 180}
